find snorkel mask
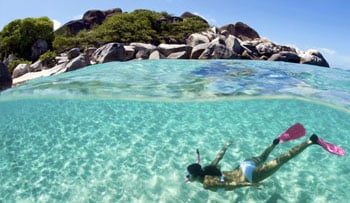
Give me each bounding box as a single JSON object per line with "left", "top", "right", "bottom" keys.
{"left": 184, "top": 149, "right": 200, "bottom": 183}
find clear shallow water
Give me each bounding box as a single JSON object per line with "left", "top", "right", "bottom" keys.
{"left": 0, "top": 60, "right": 349, "bottom": 202}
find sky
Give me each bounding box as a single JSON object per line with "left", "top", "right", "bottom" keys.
{"left": 0, "top": 0, "right": 350, "bottom": 69}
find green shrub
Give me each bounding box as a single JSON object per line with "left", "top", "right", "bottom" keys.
{"left": 52, "top": 34, "right": 77, "bottom": 53}
{"left": 93, "top": 9, "right": 162, "bottom": 44}
{"left": 39, "top": 51, "right": 56, "bottom": 68}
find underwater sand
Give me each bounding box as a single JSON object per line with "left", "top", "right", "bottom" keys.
{"left": 0, "top": 60, "right": 349, "bottom": 202}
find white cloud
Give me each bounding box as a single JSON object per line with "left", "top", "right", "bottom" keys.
{"left": 318, "top": 48, "right": 336, "bottom": 55}
{"left": 52, "top": 19, "right": 62, "bottom": 31}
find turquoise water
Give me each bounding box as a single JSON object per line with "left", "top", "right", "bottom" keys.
{"left": 0, "top": 60, "right": 349, "bottom": 202}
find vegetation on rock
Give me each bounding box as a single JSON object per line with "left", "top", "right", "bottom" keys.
{"left": 0, "top": 17, "right": 54, "bottom": 60}
{"left": 53, "top": 9, "right": 209, "bottom": 52}
{"left": 0, "top": 9, "right": 209, "bottom": 63}
{"left": 39, "top": 50, "right": 56, "bottom": 68}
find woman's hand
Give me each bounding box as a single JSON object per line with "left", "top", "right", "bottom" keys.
{"left": 225, "top": 140, "right": 233, "bottom": 148}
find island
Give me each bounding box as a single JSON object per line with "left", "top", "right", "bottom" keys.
{"left": 0, "top": 8, "right": 329, "bottom": 90}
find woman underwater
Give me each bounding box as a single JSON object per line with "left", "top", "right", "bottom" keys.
{"left": 185, "top": 123, "right": 345, "bottom": 191}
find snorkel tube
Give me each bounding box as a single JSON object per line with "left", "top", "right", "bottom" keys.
{"left": 185, "top": 149, "right": 201, "bottom": 183}
{"left": 196, "top": 149, "right": 200, "bottom": 164}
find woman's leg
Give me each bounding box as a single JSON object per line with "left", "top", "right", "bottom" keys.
{"left": 247, "top": 142, "right": 277, "bottom": 165}
{"left": 252, "top": 138, "right": 313, "bottom": 183}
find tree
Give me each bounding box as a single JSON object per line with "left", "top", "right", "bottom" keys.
{"left": 167, "top": 17, "right": 209, "bottom": 40}
{"left": 52, "top": 34, "right": 78, "bottom": 53}
{"left": 0, "top": 17, "right": 54, "bottom": 60}
{"left": 93, "top": 9, "right": 163, "bottom": 44}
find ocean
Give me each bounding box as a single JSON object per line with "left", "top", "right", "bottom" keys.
{"left": 0, "top": 60, "right": 349, "bottom": 202}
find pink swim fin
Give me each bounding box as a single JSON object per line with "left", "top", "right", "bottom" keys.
{"left": 311, "top": 134, "right": 346, "bottom": 156}
{"left": 275, "top": 123, "right": 306, "bottom": 144}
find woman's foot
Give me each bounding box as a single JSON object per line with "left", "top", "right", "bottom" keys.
{"left": 310, "top": 134, "right": 346, "bottom": 156}
{"left": 310, "top": 134, "right": 319, "bottom": 144}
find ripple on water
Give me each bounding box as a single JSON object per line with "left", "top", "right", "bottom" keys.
{"left": 1, "top": 60, "right": 350, "bottom": 109}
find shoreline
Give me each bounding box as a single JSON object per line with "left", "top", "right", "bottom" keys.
{"left": 8, "top": 29, "right": 330, "bottom": 88}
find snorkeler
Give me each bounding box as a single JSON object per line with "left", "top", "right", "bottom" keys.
{"left": 185, "top": 123, "right": 346, "bottom": 191}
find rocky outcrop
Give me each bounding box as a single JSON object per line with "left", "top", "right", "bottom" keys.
{"left": 56, "top": 19, "right": 90, "bottom": 35}
{"left": 67, "top": 48, "right": 80, "bottom": 60}
{"left": 11, "top": 55, "right": 79, "bottom": 86}
{"left": 124, "top": 46, "right": 136, "bottom": 61}
{"left": 0, "top": 62, "right": 12, "bottom": 91}
{"left": 10, "top": 26, "right": 330, "bottom": 87}
{"left": 187, "top": 33, "right": 210, "bottom": 47}
{"left": 299, "top": 49, "right": 330, "bottom": 67}
{"left": 66, "top": 54, "right": 90, "bottom": 72}
{"left": 12, "top": 63, "right": 67, "bottom": 86}
{"left": 104, "top": 8, "right": 123, "bottom": 18}
{"left": 269, "top": 51, "right": 300, "bottom": 63}
{"left": 225, "top": 35, "right": 244, "bottom": 55}
{"left": 55, "top": 8, "right": 122, "bottom": 35}
{"left": 12, "top": 64, "right": 30, "bottom": 78}
{"left": 31, "top": 39, "right": 49, "bottom": 61}
{"left": 149, "top": 50, "right": 162, "bottom": 59}
{"left": 29, "top": 60, "right": 43, "bottom": 72}
{"left": 198, "top": 37, "right": 234, "bottom": 59}
{"left": 92, "top": 43, "right": 126, "bottom": 63}
{"left": 83, "top": 10, "right": 106, "bottom": 25}
{"left": 220, "top": 22, "right": 260, "bottom": 41}
{"left": 2, "top": 4, "right": 333, "bottom": 90}
{"left": 49, "top": 8, "right": 328, "bottom": 67}
{"left": 158, "top": 44, "right": 192, "bottom": 59}
{"left": 191, "top": 43, "right": 210, "bottom": 59}
{"left": 180, "top": 12, "right": 208, "bottom": 24}
{"left": 130, "top": 43, "right": 157, "bottom": 59}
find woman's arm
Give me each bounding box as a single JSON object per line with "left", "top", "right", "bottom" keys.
{"left": 210, "top": 140, "right": 233, "bottom": 166}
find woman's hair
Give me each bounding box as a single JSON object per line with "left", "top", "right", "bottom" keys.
{"left": 187, "top": 163, "right": 203, "bottom": 177}
{"left": 187, "top": 163, "right": 222, "bottom": 179}
{"left": 202, "top": 165, "right": 222, "bottom": 176}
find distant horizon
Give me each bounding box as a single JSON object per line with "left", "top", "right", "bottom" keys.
{"left": 1, "top": 0, "right": 349, "bottom": 69}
